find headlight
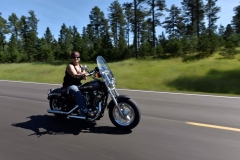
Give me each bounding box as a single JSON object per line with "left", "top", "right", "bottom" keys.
{"left": 108, "top": 79, "right": 116, "bottom": 89}
{"left": 108, "top": 83, "right": 115, "bottom": 88}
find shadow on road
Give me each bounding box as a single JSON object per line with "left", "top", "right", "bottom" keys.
{"left": 12, "top": 115, "right": 132, "bottom": 137}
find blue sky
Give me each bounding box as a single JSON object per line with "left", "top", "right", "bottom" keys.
{"left": 0, "top": 0, "right": 239, "bottom": 39}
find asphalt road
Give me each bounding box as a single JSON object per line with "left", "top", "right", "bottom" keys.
{"left": 1, "top": 80, "right": 240, "bottom": 160}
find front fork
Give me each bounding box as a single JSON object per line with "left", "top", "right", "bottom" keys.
{"left": 107, "top": 87, "right": 127, "bottom": 118}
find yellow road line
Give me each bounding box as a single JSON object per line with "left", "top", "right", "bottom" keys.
{"left": 186, "top": 122, "right": 240, "bottom": 132}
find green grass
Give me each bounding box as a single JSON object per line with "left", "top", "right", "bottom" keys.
{"left": 1, "top": 53, "right": 240, "bottom": 96}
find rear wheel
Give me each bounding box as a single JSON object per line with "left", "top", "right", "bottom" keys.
{"left": 50, "top": 96, "right": 67, "bottom": 119}
{"left": 108, "top": 99, "right": 140, "bottom": 130}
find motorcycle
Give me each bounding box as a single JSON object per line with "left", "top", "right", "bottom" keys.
{"left": 47, "top": 56, "right": 141, "bottom": 130}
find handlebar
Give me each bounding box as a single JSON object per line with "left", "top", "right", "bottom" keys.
{"left": 85, "top": 67, "right": 101, "bottom": 78}
{"left": 85, "top": 67, "right": 96, "bottom": 77}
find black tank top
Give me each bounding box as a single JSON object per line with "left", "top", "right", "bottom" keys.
{"left": 62, "top": 62, "right": 82, "bottom": 87}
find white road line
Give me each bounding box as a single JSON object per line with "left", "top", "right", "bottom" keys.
{"left": 117, "top": 89, "right": 240, "bottom": 99}
{"left": 0, "top": 95, "right": 47, "bottom": 103}
{"left": 0, "top": 80, "right": 239, "bottom": 99}
{"left": 0, "top": 80, "right": 60, "bottom": 86}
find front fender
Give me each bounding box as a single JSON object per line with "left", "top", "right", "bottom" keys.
{"left": 107, "top": 95, "right": 130, "bottom": 109}
{"left": 47, "top": 88, "right": 61, "bottom": 100}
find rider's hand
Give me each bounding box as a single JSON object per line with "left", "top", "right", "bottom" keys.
{"left": 82, "top": 73, "right": 88, "bottom": 80}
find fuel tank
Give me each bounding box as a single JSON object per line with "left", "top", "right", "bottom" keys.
{"left": 79, "top": 80, "right": 102, "bottom": 90}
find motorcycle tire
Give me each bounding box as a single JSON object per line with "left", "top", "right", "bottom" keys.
{"left": 108, "top": 99, "right": 141, "bottom": 130}
{"left": 50, "top": 96, "right": 68, "bottom": 119}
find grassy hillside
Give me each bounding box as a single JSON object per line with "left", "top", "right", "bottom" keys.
{"left": 1, "top": 53, "right": 240, "bottom": 96}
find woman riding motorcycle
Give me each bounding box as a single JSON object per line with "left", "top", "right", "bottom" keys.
{"left": 62, "top": 51, "right": 88, "bottom": 116}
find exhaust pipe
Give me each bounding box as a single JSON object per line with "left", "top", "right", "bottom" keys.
{"left": 47, "top": 105, "right": 79, "bottom": 115}
{"left": 68, "top": 115, "right": 86, "bottom": 119}
{"left": 47, "top": 102, "right": 101, "bottom": 120}
{"left": 47, "top": 109, "right": 86, "bottom": 119}
{"left": 47, "top": 110, "right": 67, "bottom": 114}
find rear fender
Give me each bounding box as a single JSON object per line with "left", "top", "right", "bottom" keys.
{"left": 47, "top": 88, "right": 61, "bottom": 100}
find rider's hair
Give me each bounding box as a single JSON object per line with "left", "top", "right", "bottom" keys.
{"left": 70, "top": 51, "right": 80, "bottom": 58}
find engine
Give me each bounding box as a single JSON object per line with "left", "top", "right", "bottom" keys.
{"left": 82, "top": 90, "right": 103, "bottom": 117}
{"left": 82, "top": 90, "right": 103, "bottom": 106}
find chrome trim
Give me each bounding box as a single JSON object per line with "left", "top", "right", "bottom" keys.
{"left": 47, "top": 105, "right": 79, "bottom": 114}
{"left": 47, "top": 102, "right": 102, "bottom": 121}
{"left": 47, "top": 89, "right": 52, "bottom": 94}
{"left": 88, "top": 102, "right": 102, "bottom": 121}
{"left": 48, "top": 93, "right": 61, "bottom": 97}
{"left": 107, "top": 86, "right": 125, "bottom": 118}
{"left": 102, "top": 71, "right": 115, "bottom": 89}
{"left": 112, "top": 102, "right": 135, "bottom": 126}
{"left": 113, "top": 88, "right": 119, "bottom": 96}
{"left": 68, "top": 115, "right": 86, "bottom": 119}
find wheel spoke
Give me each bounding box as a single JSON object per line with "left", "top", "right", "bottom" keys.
{"left": 112, "top": 103, "right": 135, "bottom": 126}
{"left": 52, "top": 99, "right": 60, "bottom": 110}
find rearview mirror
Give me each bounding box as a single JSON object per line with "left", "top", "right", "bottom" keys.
{"left": 82, "top": 65, "right": 88, "bottom": 71}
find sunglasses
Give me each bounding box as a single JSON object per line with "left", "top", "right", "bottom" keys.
{"left": 72, "top": 57, "right": 80, "bottom": 59}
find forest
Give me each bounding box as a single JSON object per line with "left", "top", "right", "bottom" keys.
{"left": 0, "top": 0, "right": 240, "bottom": 63}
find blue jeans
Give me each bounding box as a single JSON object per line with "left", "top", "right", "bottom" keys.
{"left": 68, "top": 85, "right": 87, "bottom": 113}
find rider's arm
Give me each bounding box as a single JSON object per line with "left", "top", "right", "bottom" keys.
{"left": 81, "top": 69, "right": 88, "bottom": 80}
{"left": 67, "top": 64, "right": 86, "bottom": 79}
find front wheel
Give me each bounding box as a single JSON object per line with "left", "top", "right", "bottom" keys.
{"left": 108, "top": 99, "right": 141, "bottom": 130}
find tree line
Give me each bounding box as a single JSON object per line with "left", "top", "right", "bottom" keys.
{"left": 0, "top": 0, "right": 240, "bottom": 63}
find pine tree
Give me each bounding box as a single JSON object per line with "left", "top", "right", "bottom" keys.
{"left": 205, "top": 0, "right": 220, "bottom": 31}
{"left": 122, "top": 2, "right": 134, "bottom": 48}
{"left": 0, "top": 12, "right": 9, "bottom": 51}
{"left": 89, "top": 6, "right": 111, "bottom": 60}
{"left": 108, "top": 0, "right": 126, "bottom": 47}
{"left": 99, "top": 18, "right": 113, "bottom": 60}
{"left": 42, "top": 27, "right": 54, "bottom": 60}
{"left": 224, "top": 24, "right": 239, "bottom": 47}
{"left": 44, "top": 27, "right": 54, "bottom": 45}
{"left": 35, "top": 38, "right": 54, "bottom": 61}
{"left": 181, "top": 0, "right": 205, "bottom": 37}
{"left": 146, "top": 0, "right": 166, "bottom": 47}
{"left": 58, "top": 23, "right": 73, "bottom": 60}
{"left": 217, "top": 24, "right": 225, "bottom": 46}
{"left": 196, "top": 0, "right": 221, "bottom": 56}
{"left": 81, "top": 27, "right": 92, "bottom": 61}
{"left": 89, "top": 6, "right": 105, "bottom": 43}
{"left": 232, "top": 4, "right": 240, "bottom": 34}
{"left": 7, "top": 35, "right": 21, "bottom": 62}
{"left": 133, "top": 0, "right": 145, "bottom": 58}
{"left": 51, "top": 39, "right": 61, "bottom": 60}
{"left": 8, "top": 13, "right": 21, "bottom": 41}
{"left": 223, "top": 24, "right": 234, "bottom": 41}
{"left": 19, "top": 11, "right": 39, "bottom": 61}
{"left": 108, "top": 0, "right": 127, "bottom": 59}
{"left": 71, "top": 26, "right": 82, "bottom": 52}
{"left": 8, "top": 13, "right": 22, "bottom": 58}
{"left": 163, "top": 4, "right": 183, "bottom": 38}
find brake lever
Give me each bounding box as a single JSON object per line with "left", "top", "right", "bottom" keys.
{"left": 86, "top": 69, "right": 95, "bottom": 77}
{"left": 85, "top": 73, "right": 90, "bottom": 77}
